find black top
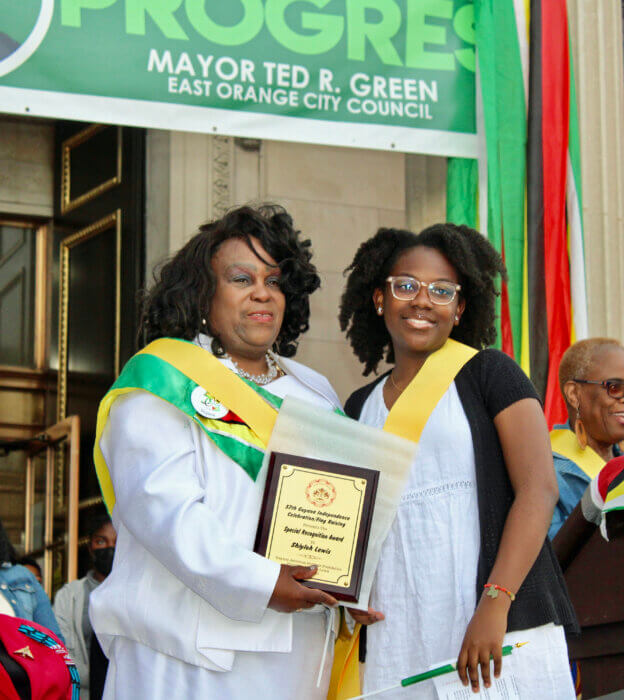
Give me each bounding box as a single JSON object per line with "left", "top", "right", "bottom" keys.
{"left": 345, "top": 348, "right": 579, "bottom": 635}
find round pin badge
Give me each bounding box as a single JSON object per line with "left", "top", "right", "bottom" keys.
{"left": 191, "top": 386, "right": 228, "bottom": 419}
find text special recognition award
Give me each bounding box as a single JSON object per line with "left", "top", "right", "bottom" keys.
{"left": 254, "top": 452, "right": 379, "bottom": 602}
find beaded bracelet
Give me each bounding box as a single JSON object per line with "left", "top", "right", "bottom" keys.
{"left": 484, "top": 583, "right": 516, "bottom": 601}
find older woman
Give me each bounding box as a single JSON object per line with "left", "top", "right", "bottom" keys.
{"left": 549, "top": 338, "right": 624, "bottom": 538}
{"left": 90, "top": 205, "right": 341, "bottom": 699}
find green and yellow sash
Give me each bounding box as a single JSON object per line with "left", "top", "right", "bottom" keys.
{"left": 94, "top": 338, "right": 288, "bottom": 513}
{"left": 550, "top": 428, "right": 605, "bottom": 480}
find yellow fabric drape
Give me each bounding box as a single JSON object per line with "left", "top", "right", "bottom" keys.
{"left": 328, "top": 616, "right": 362, "bottom": 700}
{"left": 550, "top": 428, "right": 605, "bottom": 480}
{"left": 383, "top": 339, "right": 478, "bottom": 441}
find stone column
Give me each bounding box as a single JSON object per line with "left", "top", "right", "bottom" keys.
{"left": 405, "top": 155, "right": 447, "bottom": 233}
{"left": 145, "top": 131, "right": 258, "bottom": 276}
{"left": 568, "top": 0, "right": 624, "bottom": 340}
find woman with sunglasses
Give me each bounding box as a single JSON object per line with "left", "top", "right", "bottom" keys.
{"left": 339, "top": 224, "right": 577, "bottom": 698}
{"left": 549, "top": 338, "right": 624, "bottom": 539}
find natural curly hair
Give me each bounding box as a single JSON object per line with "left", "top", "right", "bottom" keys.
{"left": 139, "top": 205, "right": 320, "bottom": 357}
{"left": 339, "top": 223, "right": 507, "bottom": 375}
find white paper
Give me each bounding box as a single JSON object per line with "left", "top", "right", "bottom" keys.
{"left": 431, "top": 658, "right": 520, "bottom": 700}
{"left": 265, "top": 396, "right": 417, "bottom": 610}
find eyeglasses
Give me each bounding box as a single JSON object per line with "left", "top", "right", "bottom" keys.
{"left": 386, "top": 276, "right": 461, "bottom": 305}
{"left": 574, "top": 378, "right": 624, "bottom": 399}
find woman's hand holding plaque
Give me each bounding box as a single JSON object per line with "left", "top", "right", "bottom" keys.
{"left": 268, "top": 564, "right": 339, "bottom": 613}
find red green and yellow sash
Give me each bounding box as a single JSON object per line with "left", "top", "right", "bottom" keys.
{"left": 94, "top": 338, "right": 284, "bottom": 513}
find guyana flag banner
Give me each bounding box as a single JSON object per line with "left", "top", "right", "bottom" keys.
{"left": 446, "top": 0, "right": 587, "bottom": 429}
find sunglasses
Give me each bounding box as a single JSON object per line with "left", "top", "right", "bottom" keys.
{"left": 574, "top": 378, "right": 624, "bottom": 399}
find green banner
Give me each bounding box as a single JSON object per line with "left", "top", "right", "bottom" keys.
{"left": 0, "top": 0, "right": 477, "bottom": 156}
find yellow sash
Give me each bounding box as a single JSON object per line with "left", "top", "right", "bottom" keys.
{"left": 94, "top": 338, "right": 279, "bottom": 512}
{"left": 384, "top": 339, "right": 478, "bottom": 440}
{"left": 550, "top": 428, "right": 605, "bottom": 480}
{"left": 328, "top": 339, "right": 477, "bottom": 700}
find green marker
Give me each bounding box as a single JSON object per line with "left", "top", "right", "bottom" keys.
{"left": 348, "top": 642, "right": 527, "bottom": 700}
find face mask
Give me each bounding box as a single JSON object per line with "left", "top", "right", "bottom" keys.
{"left": 92, "top": 547, "right": 115, "bottom": 576}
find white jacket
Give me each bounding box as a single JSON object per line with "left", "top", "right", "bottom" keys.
{"left": 89, "top": 348, "right": 340, "bottom": 672}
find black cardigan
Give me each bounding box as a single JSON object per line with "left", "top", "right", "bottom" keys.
{"left": 345, "top": 348, "right": 579, "bottom": 635}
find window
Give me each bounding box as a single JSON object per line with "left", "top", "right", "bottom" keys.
{"left": 0, "top": 219, "right": 48, "bottom": 368}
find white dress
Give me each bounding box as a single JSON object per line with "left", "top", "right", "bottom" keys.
{"left": 93, "top": 356, "right": 339, "bottom": 700}
{"left": 359, "top": 378, "right": 575, "bottom": 699}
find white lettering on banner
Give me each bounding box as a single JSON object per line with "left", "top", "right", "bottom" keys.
{"left": 215, "top": 83, "right": 300, "bottom": 107}
{"left": 148, "top": 50, "right": 256, "bottom": 82}
{"left": 350, "top": 72, "right": 438, "bottom": 101}
{"left": 148, "top": 49, "right": 173, "bottom": 73}
{"left": 346, "top": 98, "right": 432, "bottom": 120}
{"left": 263, "top": 61, "right": 310, "bottom": 88}
{"left": 153, "top": 50, "right": 438, "bottom": 120}
{"left": 303, "top": 93, "right": 341, "bottom": 112}
{"left": 168, "top": 76, "right": 212, "bottom": 96}
{"left": 175, "top": 52, "right": 195, "bottom": 76}
{"left": 318, "top": 68, "right": 336, "bottom": 93}
{"left": 214, "top": 56, "right": 256, "bottom": 82}
{"left": 196, "top": 54, "right": 214, "bottom": 77}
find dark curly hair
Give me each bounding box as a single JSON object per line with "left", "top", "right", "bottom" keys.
{"left": 139, "top": 204, "right": 320, "bottom": 357}
{"left": 339, "top": 223, "right": 507, "bottom": 375}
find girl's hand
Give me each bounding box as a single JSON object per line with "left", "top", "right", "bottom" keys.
{"left": 456, "top": 594, "right": 510, "bottom": 693}
{"left": 346, "top": 606, "right": 385, "bottom": 625}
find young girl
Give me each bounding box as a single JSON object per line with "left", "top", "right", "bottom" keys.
{"left": 340, "top": 224, "right": 577, "bottom": 698}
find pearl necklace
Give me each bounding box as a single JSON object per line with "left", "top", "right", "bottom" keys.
{"left": 225, "top": 352, "right": 280, "bottom": 385}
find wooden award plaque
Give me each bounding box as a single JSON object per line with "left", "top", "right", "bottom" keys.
{"left": 254, "top": 451, "right": 379, "bottom": 603}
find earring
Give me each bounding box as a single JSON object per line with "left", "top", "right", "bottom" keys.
{"left": 575, "top": 409, "right": 587, "bottom": 450}
{"left": 377, "top": 306, "right": 383, "bottom": 315}
{"left": 201, "top": 318, "right": 207, "bottom": 326}
{"left": 454, "top": 315, "right": 459, "bottom": 322}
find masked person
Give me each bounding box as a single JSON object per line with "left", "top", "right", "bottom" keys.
{"left": 54, "top": 509, "right": 116, "bottom": 700}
